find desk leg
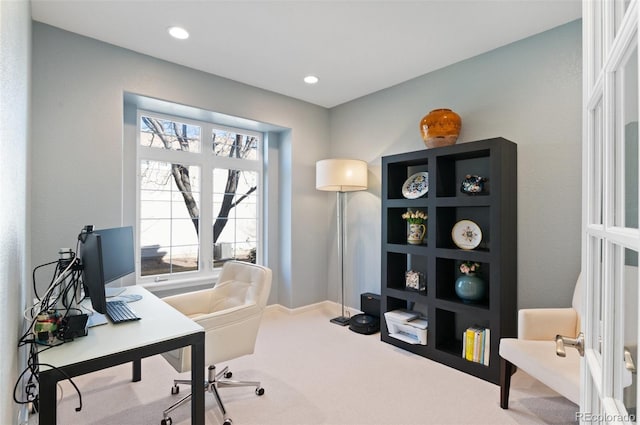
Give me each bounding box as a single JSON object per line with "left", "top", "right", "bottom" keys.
{"left": 132, "top": 359, "right": 141, "bottom": 382}
{"left": 39, "top": 372, "right": 57, "bottom": 425}
{"left": 191, "top": 335, "right": 205, "bottom": 425}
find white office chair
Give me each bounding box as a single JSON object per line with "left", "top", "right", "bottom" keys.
{"left": 160, "top": 261, "right": 273, "bottom": 425}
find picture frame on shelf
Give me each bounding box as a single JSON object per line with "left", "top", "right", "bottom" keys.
{"left": 405, "top": 270, "right": 426, "bottom": 293}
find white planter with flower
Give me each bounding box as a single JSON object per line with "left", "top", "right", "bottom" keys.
{"left": 402, "top": 210, "right": 427, "bottom": 245}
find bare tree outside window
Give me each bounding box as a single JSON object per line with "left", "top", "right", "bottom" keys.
{"left": 139, "top": 116, "right": 259, "bottom": 276}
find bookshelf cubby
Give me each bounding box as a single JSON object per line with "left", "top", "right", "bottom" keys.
{"left": 380, "top": 137, "right": 517, "bottom": 384}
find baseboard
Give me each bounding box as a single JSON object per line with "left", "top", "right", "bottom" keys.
{"left": 265, "top": 301, "right": 362, "bottom": 318}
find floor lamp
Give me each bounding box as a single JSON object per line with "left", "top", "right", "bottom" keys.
{"left": 316, "top": 158, "right": 368, "bottom": 326}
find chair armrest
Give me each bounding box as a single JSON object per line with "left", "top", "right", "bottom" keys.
{"left": 162, "top": 288, "right": 214, "bottom": 317}
{"left": 518, "top": 308, "right": 578, "bottom": 340}
{"left": 192, "top": 301, "right": 259, "bottom": 330}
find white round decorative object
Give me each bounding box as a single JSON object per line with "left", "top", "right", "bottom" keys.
{"left": 451, "top": 219, "right": 482, "bottom": 250}
{"left": 402, "top": 172, "right": 429, "bottom": 199}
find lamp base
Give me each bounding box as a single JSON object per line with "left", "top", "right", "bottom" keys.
{"left": 330, "top": 316, "right": 351, "bottom": 326}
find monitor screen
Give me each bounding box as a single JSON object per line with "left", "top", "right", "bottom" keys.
{"left": 80, "top": 226, "right": 135, "bottom": 314}
{"left": 99, "top": 227, "right": 135, "bottom": 284}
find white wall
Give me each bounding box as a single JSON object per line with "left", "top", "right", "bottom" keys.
{"left": 330, "top": 20, "right": 582, "bottom": 309}
{"left": 1, "top": 0, "right": 30, "bottom": 423}
{"left": 30, "top": 23, "right": 331, "bottom": 309}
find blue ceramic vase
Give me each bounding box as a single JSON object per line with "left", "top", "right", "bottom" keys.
{"left": 455, "top": 273, "right": 485, "bottom": 303}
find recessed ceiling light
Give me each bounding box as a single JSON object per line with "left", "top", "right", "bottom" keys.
{"left": 304, "top": 75, "right": 319, "bottom": 85}
{"left": 168, "top": 26, "right": 189, "bottom": 40}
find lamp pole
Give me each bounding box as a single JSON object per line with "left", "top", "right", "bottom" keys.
{"left": 330, "top": 191, "right": 350, "bottom": 325}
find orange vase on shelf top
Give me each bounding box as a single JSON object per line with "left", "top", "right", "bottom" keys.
{"left": 419, "top": 108, "right": 462, "bottom": 149}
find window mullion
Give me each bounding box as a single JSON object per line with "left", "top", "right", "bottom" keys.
{"left": 200, "top": 124, "right": 214, "bottom": 274}
{"left": 139, "top": 146, "right": 201, "bottom": 165}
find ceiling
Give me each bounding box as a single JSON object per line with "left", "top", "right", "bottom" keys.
{"left": 30, "top": 0, "right": 582, "bottom": 108}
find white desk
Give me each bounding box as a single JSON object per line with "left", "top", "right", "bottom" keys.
{"left": 37, "top": 286, "right": 205, "bottom": 425}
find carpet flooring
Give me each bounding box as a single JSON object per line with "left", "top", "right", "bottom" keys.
{"left": 33, "top": 304, "right": 578, "bottom": 425}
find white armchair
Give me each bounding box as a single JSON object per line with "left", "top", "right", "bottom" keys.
{"left": 160, "top": 261, "right": 272, "bottom": 425}
{"left": 498, "top": 275, "right": 582, "bottom": 408}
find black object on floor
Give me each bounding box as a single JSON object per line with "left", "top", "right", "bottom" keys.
{"left": 349, "top": 314, "right": 380, "bottom": 334}
{"left": 360, "top": 292, "right": 380, "bottom": 317}
{"left": 349, "top": 293, "right": 381, "bottom": 334}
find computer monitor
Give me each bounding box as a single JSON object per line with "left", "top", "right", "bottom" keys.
{"left": 79, "top": 226, "right": 135, "bottom": 314}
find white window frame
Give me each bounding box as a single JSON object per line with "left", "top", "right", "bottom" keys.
{"left": 135, "top": 109, "right": 264, "bottom": 289}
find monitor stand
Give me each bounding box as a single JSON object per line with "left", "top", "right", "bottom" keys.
{"left": 105, "top": 287, "right": 126, "bottom": 298}
{"left": 86, "top": 312, "right": 108, "bottom": 327}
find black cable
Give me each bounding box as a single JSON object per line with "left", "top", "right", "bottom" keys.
{"left": 77, "top": 225, "right": 92, "bottom": 244}
{"left": 14, "top": 341, "right": 62, "bottom": 404}
{"left": 17, "top": 248, "right": 86, "bottom": 415}
{"left": 13, "top": 358, "right": 36, "bottom": 405}
{"left": 14, "top": 359, "right": 84, "bottom": 413}
{"left": 37, "top": 362, "right": 84, "bottom": 412}
{"left": 60, "top": 271, "right": 79, "bottom": 310}
{"left": 43, "top": 259, "right": 79, "bottom": 313}
{"left": 31, "top": 260, "right": 58, "bottom": 302}
{"left": 15, "top": 320, "right": 84, "bottom": 413}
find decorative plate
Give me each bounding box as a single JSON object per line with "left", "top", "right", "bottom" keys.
{"left": 402, "top": 172, "right": 429, "bottom": 199}
{"left": 451, "top": 220, "right": 482, "bottom": 250}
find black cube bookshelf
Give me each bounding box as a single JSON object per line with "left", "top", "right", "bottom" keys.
{"left": 380, "top": 137, "right": 517, "bottom": 384}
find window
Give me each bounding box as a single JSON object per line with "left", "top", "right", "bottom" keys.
{"left": 137, "top": 111, "right": 262, "bottom": 282}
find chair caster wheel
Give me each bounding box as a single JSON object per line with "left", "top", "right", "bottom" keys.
{"left": 171, "top": 385, "right": 179, "bottom": 395}
{"left": 161, "top": 417, "right": 172, "bottom": 425}
{"left": 256, "top": 387, "right": 265, "bottom": 396}
{"left": 223, "top": 418, "right": 233, "bottom": 425}
{"left": 224, "top": 371, "right": 233, "bottom": 379}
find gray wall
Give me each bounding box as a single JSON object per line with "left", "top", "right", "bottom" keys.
{"left": 30, "top": 23, "right": 331, "bottom": 309}
{"left": 1, "top": 1, "right": 30, "bottom": 423}
{"left": 330, "top": 20, "right": 582, "bottom": 310}
{"left": 28, "top": 19, "right": 582, "bottom": 322}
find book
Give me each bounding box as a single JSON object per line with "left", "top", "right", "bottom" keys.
{"left": 474, "top": 327, "right": 483, "bottom": 363}
{"left": 465, "top": 328, "right": 476, "bottom": 361}
{"left": 462, "top": 330, "right": 466, "bottom": 357}
{"left": 483, "top": 328, "right": 490, "bottom": 366}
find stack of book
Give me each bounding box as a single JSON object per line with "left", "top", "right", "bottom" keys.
{"left": 462, "top": 326, "right": 490, "bottom": 365}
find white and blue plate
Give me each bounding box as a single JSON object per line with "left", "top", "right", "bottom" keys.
{"left": 402, "top": 172, "right": 429, "bottom": 199}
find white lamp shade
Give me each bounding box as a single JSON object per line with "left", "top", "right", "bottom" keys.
{"left": 316, "top": 159, "right": 368, "bottom": 192}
